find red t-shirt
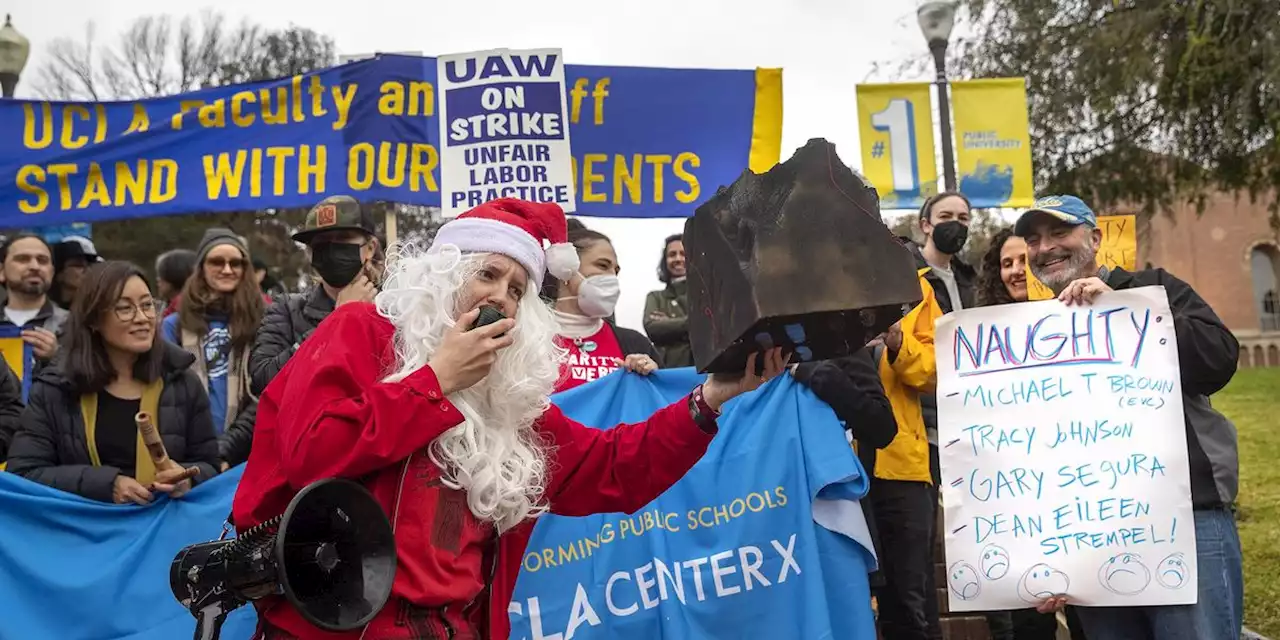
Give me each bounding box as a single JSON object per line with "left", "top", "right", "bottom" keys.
{"left": 555, "top": 324, "right": 626, "bottom": 393}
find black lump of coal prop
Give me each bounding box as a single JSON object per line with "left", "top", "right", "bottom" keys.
{"left": 683, "top": 138, "right": 923, "bottom": 374}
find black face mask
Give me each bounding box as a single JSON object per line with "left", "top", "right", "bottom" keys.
{"left": 311, "top": 242, "right": 365, "bottom": 288}
{"left": 931, "top": 220, "right": 970, "bottom": 255}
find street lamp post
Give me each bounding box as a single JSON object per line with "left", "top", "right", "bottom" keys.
{"left": 0, "top": 15, "right": 31, "bottom": 98}
{"left": 917, "top": 2, "right": 958, "bottom": 193}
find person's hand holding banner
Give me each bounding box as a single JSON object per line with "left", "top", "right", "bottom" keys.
{"left": 1057, "top": 277, "right": 1113, "bottom": 306}
{"left": 621, "top": 354, "right": 658, "bottom": 375}
{"left": 112, "top": 476, "right": 153, "bottom": 506}
{"left": 702, "top": 347, "right": 789, "bottom": 411}
{"left": 20, "top": 328, "right": 57, "bottom": 360}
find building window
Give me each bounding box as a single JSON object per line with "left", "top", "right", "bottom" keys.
{"left": 1251, "top": 246, "right": 1280, "bottom": 331}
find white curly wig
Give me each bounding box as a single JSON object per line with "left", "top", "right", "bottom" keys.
{"left": 375, "top": 241, "right": 567, "bottom": 533}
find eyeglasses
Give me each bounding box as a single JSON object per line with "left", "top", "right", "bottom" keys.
{"left": 205, "top": 257, "right": 246, "bottom": 271}
{"left": 113, "top": 300, "right": 160, "bottom": 322}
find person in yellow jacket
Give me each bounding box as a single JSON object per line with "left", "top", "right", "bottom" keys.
{"left": 865, "top": 267, "right": 944, "bottom": 640}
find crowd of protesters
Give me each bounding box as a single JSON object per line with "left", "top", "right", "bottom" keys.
{"left": 0, "top": 186, "right": 1242, "bottom": 640}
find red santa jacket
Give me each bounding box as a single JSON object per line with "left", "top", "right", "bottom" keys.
{"left": 232, "top": 302, "right": 716, "bottom": 639}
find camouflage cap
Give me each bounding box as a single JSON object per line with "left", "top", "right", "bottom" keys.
{"left": 292, "top": 195, "right": 376, "bottom": 243}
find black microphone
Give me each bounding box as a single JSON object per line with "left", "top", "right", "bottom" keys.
{"left": 471, "top": 305, "right": 507, "bottom": 337}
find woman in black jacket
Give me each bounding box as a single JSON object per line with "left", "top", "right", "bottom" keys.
{"left": 7, "top": 261, "right": 219, "bottom": 505}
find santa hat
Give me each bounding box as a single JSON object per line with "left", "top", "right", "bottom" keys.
{"left": 431, "top": 198, "right": 580, "bottom": 289}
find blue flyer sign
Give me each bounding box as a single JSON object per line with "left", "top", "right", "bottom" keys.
{"left": 437, "top": 49, "right": 576, "bottom": 217}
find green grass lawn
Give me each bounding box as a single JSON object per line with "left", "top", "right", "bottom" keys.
{"left": 1216, "top": 367, "right": 1280, "bottom": 637}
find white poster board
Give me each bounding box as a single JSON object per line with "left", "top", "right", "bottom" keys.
{"left": 437, "top": 48, "right": 576, "bottom": 217}
{"left": 935, "top": 286, "right": 1197, "bottom": 611}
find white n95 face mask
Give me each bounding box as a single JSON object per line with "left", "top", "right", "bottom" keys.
{"left": 575, "top": 274, "right": 621, "bottom": 319}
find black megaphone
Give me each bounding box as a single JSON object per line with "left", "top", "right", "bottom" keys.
{"left": 170, "top": 478, "right": 397, "bottom": 640}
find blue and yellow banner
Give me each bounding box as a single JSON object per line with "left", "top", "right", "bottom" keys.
{"left": 855, "top": 82, "right": 939, "bottom": 211}
{"left": 950, "top": 78, "right": 1035, "bottom": 208}
{"left": 0, "top": 55, "right": 782, "bottom": 226}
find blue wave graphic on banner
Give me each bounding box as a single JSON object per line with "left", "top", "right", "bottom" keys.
{"left": 511, "top": 369, "right": 877, "bottom": 640}
{"left": 0, "top": 370, "right": 873, "bottom": 639}
{"left": 1, "top": 55, "right": 777, "bottom": 226}
{"left": 959, "top": 162, "right": 1015, "bottom": 208}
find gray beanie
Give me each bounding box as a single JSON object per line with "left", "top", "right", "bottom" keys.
{"left": 196, "top": 228, "right": 248, "bottom": 263}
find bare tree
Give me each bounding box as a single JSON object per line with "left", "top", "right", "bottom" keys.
{"left": 34, "top": 12, "right": 332, "bottom": 100}
{"left": 38, "top": 24, "right": 103, "bottom": 101}
{"left": 27, "top": 12, "right": 337, "bottom": 288}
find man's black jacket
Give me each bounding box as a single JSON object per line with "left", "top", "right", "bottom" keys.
{"left": 1106, "top": 267, "right": 1240, "bottom": 509}
{"left": 250, "top": 287, "right": 336, "bottom": 397}
{"left": 793, "top": 347, "right": 897, "bottom": 454}
{"left": 0, "top": 360, "right": 25, "bottom": 461}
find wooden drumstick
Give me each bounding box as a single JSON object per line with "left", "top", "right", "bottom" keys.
{"left": 136, "top": 412, "right": 199, "bottom": 482}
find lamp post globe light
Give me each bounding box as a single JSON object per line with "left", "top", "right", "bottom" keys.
{"left": 0, "top": 14, "right": 31, "bottom": 98}
{"left": 917, "top": 1, "right": 958, "bottom": 192}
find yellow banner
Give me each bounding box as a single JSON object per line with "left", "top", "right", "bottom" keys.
{"left": 950, "top": 78, "right": 1035, "bottom": 208}
{"left": 1027, "top": 214, "right": 1138, "bottom": 300}
{"left": 855, "top": 83, "right": 938, "bottom": 211}
{"left": 0, "top": 336, "right": 26, "bottom": 382}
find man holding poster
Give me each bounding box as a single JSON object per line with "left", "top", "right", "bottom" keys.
{"left": 438, "top": 49, "right": 577, "bottom": 217}
{"left": 935, "top": 194, "right": 1241, "bottom": 640}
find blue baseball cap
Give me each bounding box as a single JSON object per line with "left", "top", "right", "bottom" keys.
{"left": 1013, "top": 195, "right": 1097, "bottom": 237}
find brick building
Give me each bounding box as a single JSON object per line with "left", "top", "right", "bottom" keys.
{"left": 1134, "top": 192, "right": 1280, "bottom": 368}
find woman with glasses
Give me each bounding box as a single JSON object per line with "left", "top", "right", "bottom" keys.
{"left": 7, "top": 261, "right": 219, "bottom": 504}
{"left": 161, "top": 229, "right": 263, "bottom": 470}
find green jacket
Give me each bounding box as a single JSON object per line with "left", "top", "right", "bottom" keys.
{"left": 643, "top": 279, "right": 693, "bottom": 368}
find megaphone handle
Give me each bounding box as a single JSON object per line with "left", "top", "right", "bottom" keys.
{"left": 194, "top": 601, "right": 228, "bottom": 640}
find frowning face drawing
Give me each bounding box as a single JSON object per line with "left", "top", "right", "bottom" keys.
{"left": 948, "top": 562, "right": 982, "bottom": 601}
{"left": 980, "top": 544, "right": 1011, "bottom": 580}
{"left": 1098, "top": 553, "right": 1151, "bottom": 596}
{"left": 1017, "top": 563, "right": 1069, "bottom": 604}
{"left": 1156, "top": 553, "right": 1190, "bottom": 589}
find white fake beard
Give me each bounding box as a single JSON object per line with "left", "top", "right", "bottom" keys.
{"left": 376, "top": 244, "right": 566, "bottom": 533}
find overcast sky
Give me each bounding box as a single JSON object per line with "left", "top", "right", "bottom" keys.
{"left": 13, "top": 0, "right": 939, "bottom": 331}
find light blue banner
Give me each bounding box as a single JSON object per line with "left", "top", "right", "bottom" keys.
{"left": 510, "top": 369, "right": 878, "bottom": 639}
{"left": 0, "top": 370, "right": 875, "bottom": 639}
{"left": 0, "top": 466, "right": 256, "bottom": 639}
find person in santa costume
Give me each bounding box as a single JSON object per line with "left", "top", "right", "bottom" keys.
{"left": 233, "top": 198, "right": 787, "bottom": 640}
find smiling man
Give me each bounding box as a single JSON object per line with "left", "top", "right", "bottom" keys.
{"left": 1014, "top": 194, "right": 1243, "bottom": 640}
{"left": 0, "top": 234, "right": 67, "bottom": 365}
